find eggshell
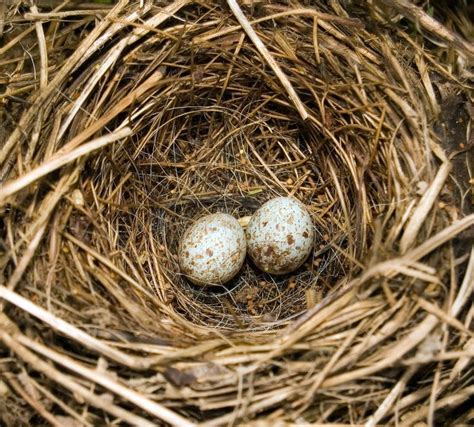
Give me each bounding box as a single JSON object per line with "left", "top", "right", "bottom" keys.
{"left": 178, "top": 213, "right": 246, "bottom": 285}
{"left": 246, "top": 197, "right": 314, "bottom": 275}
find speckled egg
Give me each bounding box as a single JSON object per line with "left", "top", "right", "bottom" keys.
{"left": 246, "top": 197, "right": 314, "bottom": 275}
{"left": 178, "top": 213, "right": 246, "bottom": 286}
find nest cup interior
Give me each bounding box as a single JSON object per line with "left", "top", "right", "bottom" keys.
{"left": 3, "top": 2, "right": 453, "bottom": 341}
{"left": 1, "top": 1, "right": 472, "bottom": 425}
{"left": 67, "top": 9, "right": 403, "bottom": 332}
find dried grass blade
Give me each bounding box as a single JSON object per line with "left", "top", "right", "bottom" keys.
{"left": 451, "top": 247, "right": 474, "bottom": 317}
{"left": 57, "top": 69, "right": 164, "bottom": 155}
{"left": 404, "top": 215, "right": 474, "bottom": 262}
{"left": 400, "top": 162, "right": 452, "bottom": 252}
{"left": 0, "top": 0, "right": 130, "bottom": 167}
{"left": 0, "top": 127, "right": 131, "bottom": 205}
{"left": 0, "top": 330, "right": 156, "bottom": 427}
{"left": 415, "top": 296, "right": 473, "bottom": 337}
{"left": 226, "top": 0, "right": 308, "bottom": 120}
{"left": 30, "top": 4, "right": 48, "bottom": 89}
{"left": 6, "top": 376, "right": 62, "bottom": 427}
{"left": 57, "top": 39, "right": 128, "bottom": 143}
{"left": 378, "top": 0, "right": 474, "bottom": 59}
{"left": 18, "top": 335, "right": 196, "bottom": 427}
{"left": 0, "top": 286, "right": 146, "bottom": 369}
{"left": 365, "top": 365, "right": 418, "bottom": 427}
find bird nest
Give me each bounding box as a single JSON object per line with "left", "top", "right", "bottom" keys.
{"left": 0, "top": 1, "right": 473, "bottom": 425}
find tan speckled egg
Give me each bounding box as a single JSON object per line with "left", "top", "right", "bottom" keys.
{"left": 246, "top": 197, "right": 314, "bottom": 275}
{"left": 178, "top": 213, "right": 246, "bottom": 286}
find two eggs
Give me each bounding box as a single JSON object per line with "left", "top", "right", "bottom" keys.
{"left": 178, "top": 197, "right": 314, "bottom": 286}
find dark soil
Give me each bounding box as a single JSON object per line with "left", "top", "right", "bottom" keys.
{"left": 434, "top": 78, "right": 473, "bottom": 252}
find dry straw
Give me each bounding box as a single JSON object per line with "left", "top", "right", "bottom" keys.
{"left": 0, "top": 0, "right": 472, "bottom": 425}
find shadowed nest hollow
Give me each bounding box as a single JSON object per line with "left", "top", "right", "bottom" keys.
{"left": 0, "top": 1, "right": 473, "bottom": 425}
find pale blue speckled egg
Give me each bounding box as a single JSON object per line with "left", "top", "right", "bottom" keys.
{"left": 179, "top": 213, "right": 246, "bottom": 286}
{"left": 246, "top": 197, "right": 314, "bottom": 275}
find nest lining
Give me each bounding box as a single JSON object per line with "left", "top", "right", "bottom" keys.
{"left": 0, "top": 1, "right": 473, "bottom": 426}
